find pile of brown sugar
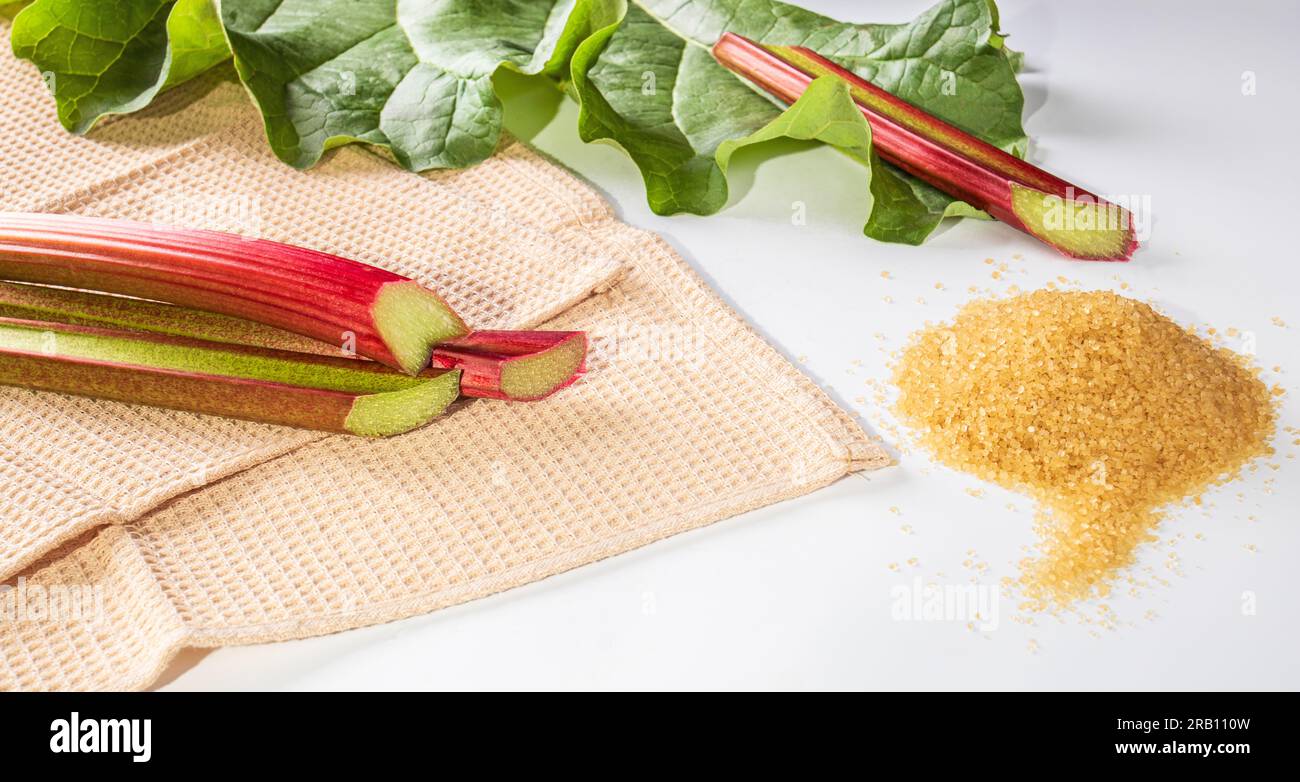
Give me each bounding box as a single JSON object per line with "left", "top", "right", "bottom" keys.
{"left": 890, "top": 289, "right": 1277, "bottom": 606}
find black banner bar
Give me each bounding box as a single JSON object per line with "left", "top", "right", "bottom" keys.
{"left": 0, "top": 692, "right": 1289, "bottom": 769}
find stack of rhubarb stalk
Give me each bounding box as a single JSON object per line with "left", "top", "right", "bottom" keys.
{"left": 0, "top": 213, "right": 587, "bottom": 436}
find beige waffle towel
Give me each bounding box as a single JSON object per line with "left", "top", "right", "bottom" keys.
{"left": 0, "top": 19, "right": 889, "bottom": 690}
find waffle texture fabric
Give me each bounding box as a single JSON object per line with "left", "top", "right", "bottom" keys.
{"left": 0, "top": 20, "right": 889, "bottom": 690}
{"left": 0, "top": 41, "right": 626, "bottom": 583}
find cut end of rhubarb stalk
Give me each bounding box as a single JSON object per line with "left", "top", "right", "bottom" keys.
{"left": 499, "top": 334, "right": 587, "bottom": 400}
{"left": 432, "top": 330, "right": 587, "bottom": 401}
{"left": 0, "top": 316, "right": 461, "bottom": 436}
{"left": 344, "top": 370, "right": 462, "bottom": 437}
{"left": 1009, "top": 184, "right": 1138, "bottom": 261}
{"left": 371, "top": 280, "right": 471, "bottom": 374}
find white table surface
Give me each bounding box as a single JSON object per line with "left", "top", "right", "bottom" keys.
{"left": 163, "top": 0, "right": 1299, "bottom": 691}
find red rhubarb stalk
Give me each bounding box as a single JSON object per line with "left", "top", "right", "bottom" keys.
{"left": 0, "top": 213, "right": 469, "bottom": 373}
{"left": 0, "top": 317, "right": 461, "bottom": 436}
{"left": 711, "top": 33, "right": 1138, "bottom": 261}
{"left": 432, "top": 330, "right": 587, "bottom": 401}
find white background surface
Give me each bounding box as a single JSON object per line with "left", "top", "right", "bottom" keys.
{"left": 164, "top": 0, "right": 1300, "bottom": 690}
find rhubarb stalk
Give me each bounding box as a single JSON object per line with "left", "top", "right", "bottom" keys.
{"left": 0, "top": 279, "right": 333, "bottom": 354}
{"left": 0, "top": 317, "right": 462, "bottom": 436}
{"left": 432, "top": 330, "right": 588, "bottom": 401}
{"left": 1, "top": 280, "right": 589, "bottom": 403}
{"left": 0, "top": 213, "right": 470, "bottom": 373}
{"left": 711, "top": 33, "right": 1138, "bottom": 261}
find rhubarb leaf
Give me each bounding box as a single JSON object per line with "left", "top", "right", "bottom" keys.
{"left": 164, "top": 0, "right": 229, "bottom": 87}
{"left": 10, "top": 0, "right": 229, "bottom": 133}
{"left": 717, "top": 76, "right": 988, "bottom": 244}
{"left": 572, "top": 0, "right": 1025, "bottom": 229}
{"left": 6, "top": 0, "right": 1024, "bottom": 244}
{"left": 983, "top": 0, "right": 1024, "bottom": 72}
{"left": 218, "top": 0, "right": 620, "bottom": 171}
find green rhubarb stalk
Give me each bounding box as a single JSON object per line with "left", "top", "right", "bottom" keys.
{"left": 0, "top": 279, "right": 333, "bottom": 354}
{"left": 0, "top": 317, "right": 461, "bottom": 436}
{"left": 1, "top": 280, "right": 590, "bottom": 402}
